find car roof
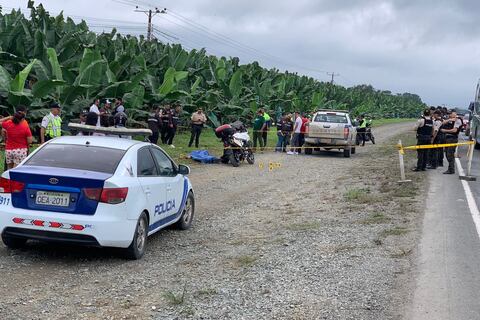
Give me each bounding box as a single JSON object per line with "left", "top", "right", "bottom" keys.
{"left": 48, "top": 136, "right": 146, "bottom": 151}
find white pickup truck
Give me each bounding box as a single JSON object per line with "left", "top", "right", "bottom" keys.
{"left": 304, "top": 110, "right": 356, "bottom": 158}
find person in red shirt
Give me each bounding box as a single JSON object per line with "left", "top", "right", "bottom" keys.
{"left": 298, "top": 112, "right": 310, "bottom": 154}
{"left": 2, "top": 105, "right": 32, "bottom": 169}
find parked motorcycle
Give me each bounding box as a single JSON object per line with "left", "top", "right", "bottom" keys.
{"left": 355, "top": 126, "right": 375, "bottom": 145}
{"left": 215, "top": 123, "right": 255, "bottom": 167}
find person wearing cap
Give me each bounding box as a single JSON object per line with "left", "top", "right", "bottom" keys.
{"left": 40, "top": 102, "right": 62, "bottom": 144}
{"left": 188, "top": 107, "right": 207, "bottom": 148}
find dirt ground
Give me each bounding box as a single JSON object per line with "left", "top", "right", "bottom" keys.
{"left": 0, "top": 122, "right": 425, "bottom": 320}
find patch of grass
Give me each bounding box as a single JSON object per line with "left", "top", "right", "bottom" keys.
{"left": 180, "top": 306, "right": 195, "bottom": 316}
{"left": 333, "top": 244, "right": 357, "bottom": 253}
{"left": 344, "top": 188, "right": 370, "bottom": 201}
{"left": 163, "top": 287, "right": 187, "bottom": 306}
{"left": 234, "top": 255, "right": 257, "bottom": 267}
{"left": 372, "top": 118, "right": 415, "bottom": 127}
{"left": 284, "top": 208, "right": 296, "bottom": 215}
{"left": 344, "top": 187, "right": 384, "bottom": 204}
{"left": 381, "top": 227, "right": 409, "bottom": 237}
{"left": 195, "top": 288, "right": 218, "bottom": 297}
{"left": 229, "top": 239, "right": 245, "bottom": 246}
{"left": 360, "top": 213, "right": 391, "bottom": 225}
{"left": 393, "top": 184, "right": 418, "bottom": 198}
{"left": 120, "top": 300, "right": 139, "bottom": 309}
{"left": 390, "top": 248, "right": 413, "bottom": 258}
{"left": 285, "top": 221, "right": 322, "bottom": 232}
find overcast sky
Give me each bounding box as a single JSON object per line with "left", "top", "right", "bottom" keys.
{"left": 3, "top": 0, "right": 480, "bottom": 107}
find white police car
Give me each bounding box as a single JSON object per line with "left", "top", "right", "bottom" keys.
{"left": 0, "top": 135, "right": 194, "bottom": 259}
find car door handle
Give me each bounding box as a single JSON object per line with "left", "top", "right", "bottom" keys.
{"left": 166, "top": 186, "right": 172, "bottom": 192}
{"left": 145, "top": 187, "right": 151, "bottom": 195}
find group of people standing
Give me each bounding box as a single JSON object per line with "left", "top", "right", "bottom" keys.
{"left": 275, "top": 111, "right": 310, "bottom": 155}
{"left": 82, "top": 98, "right": 128, "bottom": 132}
{"left": 414, "top": 107, "right": 464, "bottom": 174}
{"left": 251, "top": 109, "right": 310, "bottom": 154}
{"left": 147, "top": 104, "right": 209, "bottom": 148}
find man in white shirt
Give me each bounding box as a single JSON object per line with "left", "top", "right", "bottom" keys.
{"left": 89, "top": 98, "right": 101, "bottom": 127}
{"left": 287, "top": 112, "right": 303, "bottom": 155}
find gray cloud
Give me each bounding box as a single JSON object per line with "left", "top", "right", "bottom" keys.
{"left": 3, "top": 0, "right": 480, "bottom": 107}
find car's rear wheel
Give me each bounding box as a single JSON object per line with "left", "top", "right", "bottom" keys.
{"left": 175, "top": 192, "right": 195, "bottom": 230}
{"left": 351, "top": 147, "right": 356, "bottom": 154}
{"left": 2, "top": 234, "right": 27, "bottom": 249}
{"left": 125, "top": 212, "right": 148, "bottom": 260}
{"left": 343, "top": 147, "right": 351, "bottom": 158}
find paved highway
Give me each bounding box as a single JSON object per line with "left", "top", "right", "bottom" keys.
{"left": 410, "top": 136, "right": 480, "bottom": 320}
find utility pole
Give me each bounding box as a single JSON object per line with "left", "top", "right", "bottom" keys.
{"left": 327, "top": 72, "right": 340, "bottom": 85}
{"left": 134, "top": 6, "right": 167, "bottom": 41}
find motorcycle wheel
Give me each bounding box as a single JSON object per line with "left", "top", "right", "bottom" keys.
{"left": 355, "top": 134, "right": 360, "bottom": 146}
{"left": 371, "top": 135, "right": 376, "bottom": 144}
{"left": 246, "top": 151, "right": 255, "bottom": 164}
{"left": 230, "top": 152, "right": 240, "bottom": 167}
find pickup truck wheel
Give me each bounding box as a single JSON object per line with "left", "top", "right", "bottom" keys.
{"left": 305, "top": 146, "right": 313, "bottom": 155}
{"left": 343, "top": 147, "right": 351, "bottom": 158}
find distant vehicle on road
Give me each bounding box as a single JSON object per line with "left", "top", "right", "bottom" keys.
{"left": 468, "top": 80, "right": 480, "bottom": 149}
{"left": 0, "top": 135, "right": 195, "bottom": 260}
{"left": 304, "top": 110, "right": 356, "bottom": 157}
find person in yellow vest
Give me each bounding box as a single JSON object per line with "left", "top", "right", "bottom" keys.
{"left": 40, "top": 102, "right": 62, "bottom": 144}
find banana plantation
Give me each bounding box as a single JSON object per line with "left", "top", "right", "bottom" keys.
{"left": 0, "top": 4, "right": 426, "bottom": 127}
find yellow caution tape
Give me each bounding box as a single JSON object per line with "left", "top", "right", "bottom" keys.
{"left": 398, "top": 140, "right": 474, "bottom": 154}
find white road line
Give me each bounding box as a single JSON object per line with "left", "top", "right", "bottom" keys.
{"left": 456, "top": 158, "right": 480, "bottom": 238}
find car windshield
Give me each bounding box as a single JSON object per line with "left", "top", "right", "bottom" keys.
{"left": 24, "top": 144, "right": 126, "bottom": 174}
{"left": 314, "top": 114, "right": 348, "bottom": 123}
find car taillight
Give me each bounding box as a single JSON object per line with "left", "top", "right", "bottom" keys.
{"left": 83, "top": 187, "right": 128, "bottom": 204}
{"left": 83, "top": 188, "right": 102, "bottom": 201}
{"left": 101, "top": 188, "right": 128, "bottom": 204}
{"left": 344, "top": 127, "right": 350, "bottom": 140}
{"left": 0, "top": 177, "right": 25, "bottom": 193}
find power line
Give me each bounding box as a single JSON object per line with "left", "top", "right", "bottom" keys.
{"left": 111, "top": 0, "right": 331, "bottom": 76}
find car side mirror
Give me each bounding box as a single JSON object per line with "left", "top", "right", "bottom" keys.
{"left": 178, "top": 164, "right": 190, "bottom": 175}
{"left": 469, "top": 102, "right": 475, "bottom": 111}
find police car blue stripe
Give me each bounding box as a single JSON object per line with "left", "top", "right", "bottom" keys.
{"left": 148, "top": 178, "right": 189, "bottom": 232}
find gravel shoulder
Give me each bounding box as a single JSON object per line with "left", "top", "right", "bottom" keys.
{"left": 0, "top": 122, "right": 425, "bottom": 320}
